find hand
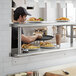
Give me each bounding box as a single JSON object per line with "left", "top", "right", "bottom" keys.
{"left": 35, "top": 33, "right": 43, "bottom": 39}
{"left": 37, "top": 34, "right": 43, "bottom": 39}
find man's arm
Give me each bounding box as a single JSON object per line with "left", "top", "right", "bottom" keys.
{"left": 21, "top": 34, "right": 39, "bottom": 43}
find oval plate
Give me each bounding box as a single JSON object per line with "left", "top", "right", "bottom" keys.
{"left": 40, "top": 46, "right": 55, "bottom": 49}
{"left": 56, "top": 20, "right": 69, "bottom": 22}
{"left": 27, "top": 21, "right": 42, "bottom": 23}
{"left": 28, "top": 48, "right": 39, "bottom": 51}
{"left": 23, "top": 48, "right": 39, "bottom": 51}
{"left": 36, "top": 35, "right": 54, "bottom": 41}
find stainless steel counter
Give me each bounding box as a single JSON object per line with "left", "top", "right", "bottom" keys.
{"left": 10, "top": 21, "right": 76, "bottom": 57}
{"left": 13, "top": 47, "right": 76, "bottom": 58}
{"left": 10, "top": 21, "right": 76, "bottom": 27}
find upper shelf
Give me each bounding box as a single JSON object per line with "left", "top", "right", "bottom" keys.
{"left": 10, "top": 21, "right": 76, "bottom": 27}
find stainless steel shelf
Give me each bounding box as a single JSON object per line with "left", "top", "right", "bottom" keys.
{"left": 10, "top": 21, "right": 76, "bottom": 57}
{"left": 12, "top": 47, "right": 76, "bottom": 58}
{"left": 10, "top": 21, "right": 76, "bottom": 27}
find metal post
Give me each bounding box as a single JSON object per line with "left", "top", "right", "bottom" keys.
{"left": 18, "top": 27, "right": 21, "bottom": 54}
{"left": 57, "top": 26, "right": 60, "bottom": 34}
{"left": 66, "top": 26, "right": 68, "bottom": 37}
{"left": 70, "top": 25, "right": 73, "bottom": 47}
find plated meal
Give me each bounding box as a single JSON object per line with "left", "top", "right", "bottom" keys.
{"left": 27, "top": 17, "right": 44, "bottom": 23}
{"left": 40, "top": 42, "right": 55, "bottom": 49}
{"left": 56, "top": 17, "right": 69, "bottom": 22}
{"left": 22, "top": 42, "right": 55, "bottom": 51}
{"left": 22, "top": 44, "right": 40, "bottom": 51}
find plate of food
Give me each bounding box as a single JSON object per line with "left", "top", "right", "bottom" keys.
{"left": 56, "top": 17, "right": 69, "bottom": 22}
{"left": 40, "top": 42, "right": 55, "bottom": 49}
{"left": 56, "top": 20, "right": 69, "bottom": 22}
{"left": 27, "top": 21, "right": 42, "bottom": 23}
{"left": 27, "top": 17, "right": 44, "bottom": 23}
{"left": 40, "top": 46, "right": 55, "bottom": 49}
{"left": 22, "top": 44, "right": 40, "bottom": 51}
{"left": 27, "top": 48, "right": 39, "bottom": 51}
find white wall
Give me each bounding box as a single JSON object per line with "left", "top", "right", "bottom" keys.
{"left": 0, "top": 0, "right": 11, "bottom": 76}
{"left": 13, "top": 0, "right": 26, "bottom": 7}
{"left": 46, "top": 1, "right": 58, "bottom": 35}
{"left": 46, "top": 2, "right": 57, "bottom": 21}
{"left": 67, "top": 3, "right": 76, "bottom": 21}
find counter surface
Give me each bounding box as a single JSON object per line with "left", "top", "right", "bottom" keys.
{"left": 14, "top": 47, "right": 76, "bottom": 57}
{"left": 10, "top": 21, "right": 76, "bottom": 27}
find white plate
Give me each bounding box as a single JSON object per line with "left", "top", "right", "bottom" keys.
{"left": 40, "top": 46, "right": 55, "bottom": 49}
{"left": 23, "top": 48, "right": 39, "bottom": 51}
{"left": 56, "top": 20, "right": 69, "bottom": 22}
{"left": 27, "top": 21, "right": 42, "bottom": 23}
{"left": 28, "top": 48, "right": 39, "bottom": 51}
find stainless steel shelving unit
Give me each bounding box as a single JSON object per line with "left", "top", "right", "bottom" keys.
{"left": 10, "top": 21, "right": 76, "bottom": 57}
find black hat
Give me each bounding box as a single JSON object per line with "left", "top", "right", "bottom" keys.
{"left": 14, "top": 7, "right": 31, "bottom": 16}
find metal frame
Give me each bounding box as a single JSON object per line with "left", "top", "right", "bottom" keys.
{"left": 18, "top": 27, "right": 22, "bottom": 54}
{"left": 10, "top": 22, "right": 76, "bottom": 57}
{"left": 70, "top": 25, "right": 73, "bottom": 47}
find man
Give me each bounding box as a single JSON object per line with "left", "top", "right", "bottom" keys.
{"left": 12, "top": 7, "right": 42, "bottom": 48}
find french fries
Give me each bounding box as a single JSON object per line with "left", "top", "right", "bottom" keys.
{"left": 40, "top": 42, "right": 54, "bottom": 47}
{"left": 56, "top": 17, "right": 69, "bottom": 20}
{"left": 22, "top": 44, "right": 39, "bottom": 49}
{"left": 27, "top": 17, "right": 40, "bottom": 21}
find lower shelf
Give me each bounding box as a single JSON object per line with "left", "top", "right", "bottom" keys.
{"left": 11, "top": 47, "right": 76, "bottom": 58}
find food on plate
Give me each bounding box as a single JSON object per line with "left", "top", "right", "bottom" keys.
{"left": 33, "top": 32, "right": 43, "bottom": 39}
{"left": 35, "top": 28, "right": 47, "bottom": 32}
{"left": 40, "top": 42, "right": 54, "bottom": 47}
{"left": 35, "top": 27, "right": 47, "bottom": 35}
{"left": 33, "top": 32, "right": 43, "bottom": 36}
{"left": 27, "top": 17, "right": 44, "bottom": 21}
{"left": 27, "top": 46, "right": 39, "bottom": 49}
{"left": 22, "top": 44, "right": 40, "bottom": 49}
{"left": 27, "top": 17, "right": 40, "bottom": 21}
{"left": 56, "top": 17, "right": 69, "bottom": 20}
{"left": 38, "top": 17, "right": 44, "bottom": 21}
